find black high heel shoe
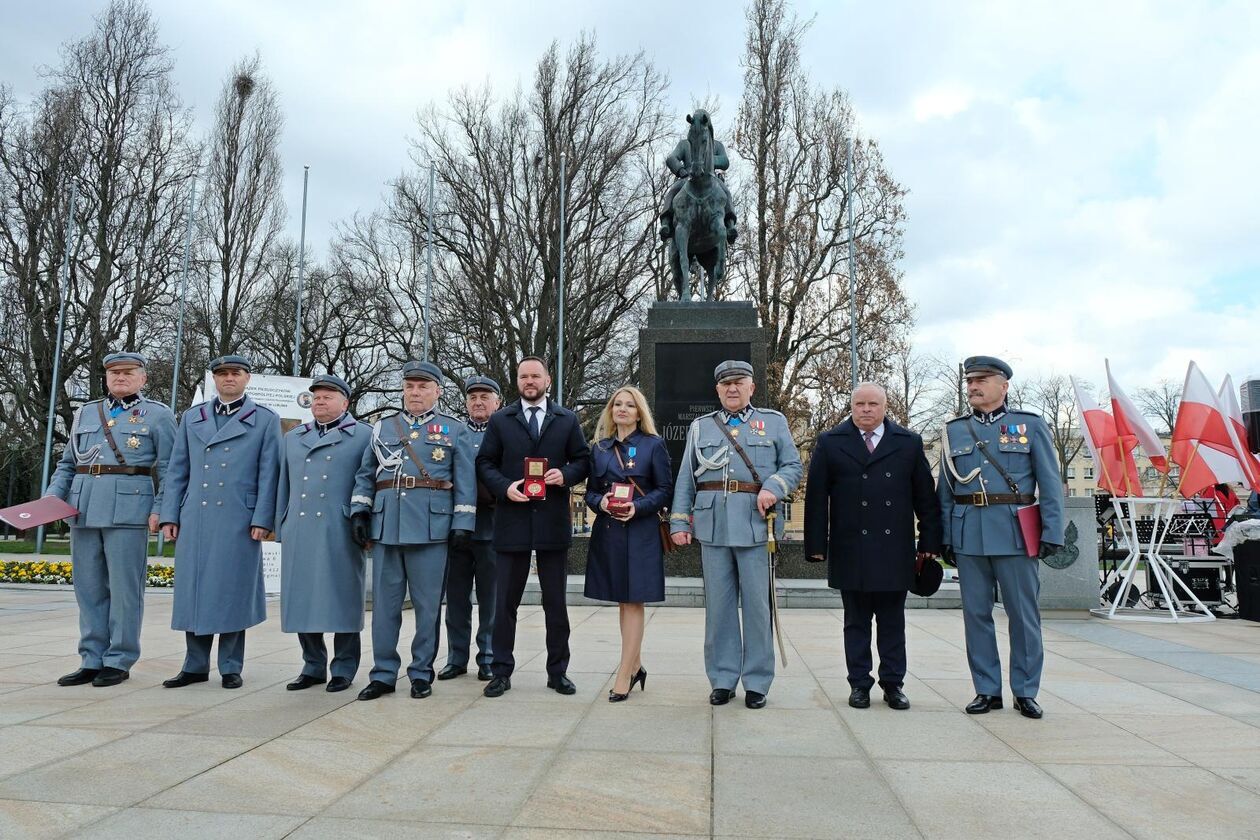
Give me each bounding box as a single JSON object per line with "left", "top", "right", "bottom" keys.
{"left": 609, "top": 672, "right": 632, "bottom": 703}
{"left": 631, "top": 666, "right": 647, "bottom": 692}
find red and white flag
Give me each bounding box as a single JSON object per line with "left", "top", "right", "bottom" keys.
{"left": 1106, "top": 360, "right": 1169, "bottom": 474}
{"left": 1171, "top": 362, "right": 1248, "bottom": 497}
{"left": 1072, "top": 376, "right": 1141, "bottom": 496}
{"left": 1218, "top": 375, "right": 1260, "bottom": 492}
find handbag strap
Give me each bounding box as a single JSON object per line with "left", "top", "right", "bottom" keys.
{"left": 612, "top": 442, "right": 668, "bottom": 522}
{"left": 711, "top": 414, "right": 762, "bottom": 484}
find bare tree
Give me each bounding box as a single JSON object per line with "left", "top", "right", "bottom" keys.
{"left": 191, "top": 53, "right": 284, "bottom": 363}
{"left": 732, "top": 0, "right": 914, "bottom": 434}
{"left": 394, "top": 35, "right": 670, "bottom": 406}
{"left": 1135, "top": 379, "right": 1181, "bottom": 435}
{"left": 1016, "top": 374, "right": 1083, "bottom": 486}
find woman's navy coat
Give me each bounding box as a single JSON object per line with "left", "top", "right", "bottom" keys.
{"left": 583, "top": 431, "right": 672, "bottom": 603}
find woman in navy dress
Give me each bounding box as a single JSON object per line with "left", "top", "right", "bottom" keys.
{"left": 584, "top": 386, "right": 673, "bottom": 702}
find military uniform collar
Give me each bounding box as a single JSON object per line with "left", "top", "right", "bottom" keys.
{"left": 719, "top": 405, "right": 754, "bottom": 425}
{"left": 972, "top": 403, "right": 1009, "bottom": 425}
{"left": 466, "top": 418, "right": 488, "bottom": 433}
{"left": 107, "top": 393, "right": 143, "bottom": 412}
{"left": 214, "top": 395, "right": 247, "bottom": 416}
{"left": 403, "top": 408, "right": 435, "bottom": 427}
{"left": 315, "top": 412, "right": 349, "bottom": 436}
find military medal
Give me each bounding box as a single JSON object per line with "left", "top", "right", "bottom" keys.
{"left": 126, "top": 435, "right": 140, "bottom": 448}
{"left": 626, "top": 446, "right": 636, "bottom": 470}
{"left": 432, "top": 447, "right": 445, "bottom": 462}
{"left": 129, "top": 414, "right": 141, "bottom": 423}
{"left": 107, "top": 419, "right": 117, "bottom": 427}
{"left": 410, "top": 430, "right": 420, "bottom": 439}
{"left": 1019, "top": 436, "right": 1028, "bottom": 444}
{"left": 999, "top": 435, "right": 1009, "bottom": 444}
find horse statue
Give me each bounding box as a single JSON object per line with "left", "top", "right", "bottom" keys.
{"left": 664, "top": 110, "right": 736, "bottom": 301}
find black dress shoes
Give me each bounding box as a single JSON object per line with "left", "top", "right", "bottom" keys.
{"left": 709, "top": 688, "right": 735, "bottom": 706}
{"left": 965, "top": 694, "right": 1003, "bottom": 714}
{"left": 477, "top": 664, "right": 493, "bottom": 681}
{"left": 1014, "top": 697, "right": 1043, "bottom": 719}
{"left": 326, "top": 676, "right": 352, "bottom": 693}
{"left": 357, "top": 680, "right": 396, "bottom": 701}
{"left": 883, "top": 687, "right": 910, "bottom": 710}
{"left": 437, "top": 664, "right": 466, "bottom": 681}
{"left": 848, "top": 687, "right": 871, "bottom": 708}
{"left": 57, "top": 668, "right": 100, "bottom": 686}
{"left": 92, "top": 667, "right": 129, "bottom": 687}
{"left": 410, "top": 679, "right": 432, "bottom": 699}
{"left": 286, "top": 674, "right": 326, "bottom": 691}
{"left": 483, "top": 675, "right": 511, "bottom": 697}
{"left": 547, "top": 674, "right": 577, "bottom": 695}
{"left": 163, "top": 671, "right": 209, "bottom": 688}
{"left": 745, "top": 691, "right": 767, "bottom": 709}
{"left": 221, "top": 673, "right": 243, "bottom": 689}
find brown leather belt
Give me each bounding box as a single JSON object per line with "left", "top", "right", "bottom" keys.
{"left": 954, "top": 493, "right": 1035, "bottom": 506}
{"left": 697, "top": 480, "right": 760, "bottom": 494}
{"left": 376, "top": 477, "right": 453, "bottom": 491}
{"left": 75, "top": 465, "right": 153, "bottom": 476}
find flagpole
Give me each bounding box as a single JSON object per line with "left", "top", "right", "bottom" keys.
{"left": 1174, "top": 443, "right": 1200, "bottom": 498}
{"left": 35, "top": 183, "right": 77, "bottom": 558}
{"left": 292, "top": 165, "right": 309, "bottom": 377}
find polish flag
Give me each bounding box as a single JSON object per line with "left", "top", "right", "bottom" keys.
{"left": 1218, "top": 375, "right": 1260, "bottom": 492}
{"left": 1171, "top": 362, "right": 1247, "bottom": 497}
{"left": 1072, "top": 376, "right": 1142, "bottom": 496}
{"left": 1106, "top": 360, "right": 1169, "bottom": 474}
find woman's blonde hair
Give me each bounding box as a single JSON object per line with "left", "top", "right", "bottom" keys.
{"left": 594, "top": 385, "right": 659, "bottom": 440}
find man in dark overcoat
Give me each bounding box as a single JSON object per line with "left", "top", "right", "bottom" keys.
{"left": 475, "top": 356, "right": 590, "bottom": 698}
{"left": 805, "top": 382, "right": 942, "bottom": 710}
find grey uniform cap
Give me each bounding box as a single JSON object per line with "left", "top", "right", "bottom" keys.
{"left": 402, "top": 360, "right": 444, "bottom": 386}
{"left": 309, "top": 374, "right": 351, "bottom": 398}
{"left": 463, "top": 375, "right": 501, "bottom": 395}
{"left": 209, "top": 354, "right": 253, "bottom": 373}
{"left": 103, "top": 351, "right": 147, "bottom": 369}
{"left": 962, "top": 356, "right": 1014, "bottom": 380}
{"left": 714, "top": 359, "right": 755, "bottom": 383}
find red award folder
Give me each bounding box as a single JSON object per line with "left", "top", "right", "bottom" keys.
{"left": 0, "top": 496, "right": 79, "bottom": 530}
{"left": 1017, "top": 503, "right": 1042, "bottom": 558}
{"left": 609, "top": 482, "right": 634, "bottom": 510}
{"left": 523, "top": 457, "right": 548, "bottom": 499}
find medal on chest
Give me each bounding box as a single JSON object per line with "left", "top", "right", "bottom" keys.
{"left": 432, "top": 447, "right": 446, "bottom": 462}
{"left": 126, "top": 435, "right": 140, "bottom": 449}
{"left": 625, "top": 445, "right": 637, "bottom": 470}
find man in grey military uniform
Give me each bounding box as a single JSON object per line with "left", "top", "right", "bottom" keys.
{"left": 46, "top": 352, "right": 176, "bottom": 687}
{"left": 438, "top": 375, "right": 501, "bottom": 682}
{"left": 350, "top": 361, "right": 477, "bottom": 701}
{"left": 936, "top": 356, "right": 1065, "bottom": 719}
{"left": 670, "top": 360, "right": 802, "bottom": 709}
{"left": 160, "top": 355, "right": 282, "bottom": 689}
{"left": 277, "top": 374, "right": 370, "bottom": 693}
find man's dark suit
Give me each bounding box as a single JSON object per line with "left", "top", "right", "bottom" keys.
{"left": 804, "top": 418, "right": 942, "bottom": 690}
{"left": 476, "top": 399, "right": 590, "bottom": 679}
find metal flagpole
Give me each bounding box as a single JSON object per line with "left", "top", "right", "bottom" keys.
{"left": 557, "top": 152, "right": 567, "bottom": 404}
{"left": 170, "top": 176, "right": 198, "bottom": 411}
{"left": 846, "top": 138, "right": 858, "bottom": 390}
{"left": 423, "top": 163, "right": 434, "bottom": 360}
{"left": 293, "top": 165, "right": 309, "bottom": 376}
{"left": 36, "top": 183, "right": 78, "bottom": 557}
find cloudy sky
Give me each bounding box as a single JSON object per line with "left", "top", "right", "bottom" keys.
{"left": 3, "top": 0, "right": 1257, "bottom": 396}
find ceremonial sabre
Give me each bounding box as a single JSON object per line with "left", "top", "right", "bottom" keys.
{"left": 766, "top": 511, "right": 788, "bottom": 666}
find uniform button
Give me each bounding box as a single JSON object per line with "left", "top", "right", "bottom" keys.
{"left": 201, "top": 501, "right": 207, "bottom": 506}
{"left": 315, "top": 511, "right": 322, "bottom": 517}
{"left": 303, "top": 476, "right": 309, "bottom": 481}
{"left": 203, "top": 464, "right": 209, "bottom": 469}
{"left": 300, "top": 494, "right": 306, "bottom": 499}
{"left": 886, "top": 472, "right": 892, "bottom": 478}
{"left": 220, "top": 463, "right": 227, "bottom": 467}
{"left": 326, "top": 455, "right": 332, "bottom": 461}
{"left": 322, "top": 475, "right": 328, "bottom": 479}
{"left": 217, "top": 501, "right": 223, "bottom": 506}
{"left": 319, "top": 493, "right": 326, "bottom": 498}
{"left": 306, "top": 458, "right": 311, "bottom": 463}
{"left": 861, "top": 529, "right": 868, "bottom": 535}
{"left": 224, "top": 447, "right": 230, "bottom": 452}
{"left": 202, "top": 482, "right": 208, "bottom": 488}
{"left": 401, "top": 492, "right": 407, "bottom": 497}
{"left": 861, "top": 473, "right": 868, "bottom": 479}
{"left": 886, "top": 501, "right": 892, "bottom": 506}
{"left": 218, "top": 482, "right": 224, "bottom": 487}
{"left": 299, "top": 512, "right": 305, "bottom": 516}
{"left": 861, "top": 501, "right": 868, "bottom": 507}
{"left": 885, "top": 529, "right": 891, "bottom": 535}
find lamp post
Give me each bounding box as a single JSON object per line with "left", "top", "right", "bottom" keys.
{"left": 557, "top": 152, "right": 567, "bottom": 404}
{"left": 846, "top": 138, "right": 858, "bottom": 390}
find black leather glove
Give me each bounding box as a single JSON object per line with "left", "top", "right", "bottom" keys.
{"left": 941, "top": 545, "right": 957, "bottom": 567}
{"left": 449, "top": 529, "right": 472, "bottom": 553}
{"left": 1038, "top": 542, "right": 1061, "bottom": 560}
{"left": 351, "top": 512, "right": 372, "bottom": 548}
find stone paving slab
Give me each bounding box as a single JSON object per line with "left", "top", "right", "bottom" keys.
{"left": 1, "top": 587, "right": 1259, "bottom": 838}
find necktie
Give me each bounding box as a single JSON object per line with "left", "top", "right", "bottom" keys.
{"left": 864, "top": 430, "right": 876, "bottom": 453}
{"left": 528, "top": 406, "right": 541, "bottom": 440}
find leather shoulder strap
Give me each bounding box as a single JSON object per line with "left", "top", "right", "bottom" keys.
{"left": 962, "top": 418, "right": 1020, "bottom": 494}
{"left": 711, "top": 415, "right": 762, "bottom": 484}
{"left": 394, "top": 415, "right": 436, "bottom": 482}
{"left": 97, "top": 402, "right": 128, "bottom": 467}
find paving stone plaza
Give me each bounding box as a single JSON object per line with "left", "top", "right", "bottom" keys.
{"left": 2, "top": 586, "right": 1260, "bottom": 838}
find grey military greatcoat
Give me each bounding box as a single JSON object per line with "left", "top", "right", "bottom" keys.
{"left": 160, "top": 397, "right": 282, "bottom": 634}
{"left": 277, "top": 415, "right": 371, "bottom": 633}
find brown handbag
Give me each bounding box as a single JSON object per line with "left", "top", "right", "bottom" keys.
{"left": 612, "top": 444, "right": 675, "bottom": 554}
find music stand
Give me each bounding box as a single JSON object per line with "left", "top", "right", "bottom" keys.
{"left": 1091, "top": 497, "right": 1215, "bottom": 622}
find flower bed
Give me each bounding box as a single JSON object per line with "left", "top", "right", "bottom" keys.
{"left": 0, "top": 560, "right": 175, "bottom": 587}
